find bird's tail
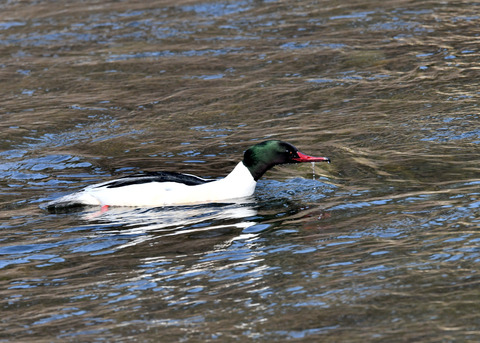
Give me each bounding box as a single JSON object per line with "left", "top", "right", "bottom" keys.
{"left": 45, "top": 191, "right": 100, "bottom": 213}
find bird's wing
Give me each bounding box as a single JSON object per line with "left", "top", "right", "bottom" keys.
{"left": 97, "top": 171, "right": 214, "bottom": 189}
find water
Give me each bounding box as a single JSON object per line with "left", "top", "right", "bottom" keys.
{"left": 1, "top": 0, "right": 480, "bottom": 341}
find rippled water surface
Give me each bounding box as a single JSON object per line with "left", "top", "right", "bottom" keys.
{"left": 2, "top": 0, "right": 480, "bottom": 341}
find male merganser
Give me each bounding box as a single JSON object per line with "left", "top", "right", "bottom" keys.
{"left": 46, "top": 140, "right": 330, "bottom": 210}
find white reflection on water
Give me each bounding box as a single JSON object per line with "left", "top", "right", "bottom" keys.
{"left": 80, "top": 200, "right": 258, "bottom": 251}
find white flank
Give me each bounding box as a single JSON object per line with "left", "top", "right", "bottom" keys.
{"left": 49, "top": 162, "right": 257, "bottom": 207}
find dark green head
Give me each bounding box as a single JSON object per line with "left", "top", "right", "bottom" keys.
{"left": 242, "top": 140, "right": 330, "bottom": 181}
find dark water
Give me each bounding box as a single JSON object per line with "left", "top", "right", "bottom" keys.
{"left": 2, "top": 0, "right": 480, "bottom": 341}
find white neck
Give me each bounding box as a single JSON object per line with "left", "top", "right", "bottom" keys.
{"left": 219, "top": 162, "right": 257, "bottom": 198}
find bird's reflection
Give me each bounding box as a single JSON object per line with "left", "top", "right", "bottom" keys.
{"left": 79, "top": 198, "right": 259, "bottom": 251}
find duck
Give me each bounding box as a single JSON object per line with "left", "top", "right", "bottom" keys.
{"left": 46, "top": 140, "right": 330, "bottom": 210}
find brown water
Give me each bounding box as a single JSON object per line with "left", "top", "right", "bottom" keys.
{"left": 2, "top": 0, "right": 480, "bottom": 341}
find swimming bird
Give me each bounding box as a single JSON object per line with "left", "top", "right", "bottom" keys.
{"left": 46, "top": 140, "right": 330, "bottom": 210}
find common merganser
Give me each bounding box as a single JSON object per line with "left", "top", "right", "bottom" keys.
{"left": 46, "top": 140, "right": 330, "bottom": 210}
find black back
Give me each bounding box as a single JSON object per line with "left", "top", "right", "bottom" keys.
{"left": 98, "top": 171, "right": 213, "bottom": 189}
